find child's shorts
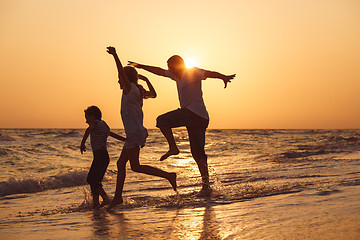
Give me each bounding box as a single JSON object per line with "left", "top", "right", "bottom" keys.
{"left": 123, "top": 129, "right": 148, "bottom": 149}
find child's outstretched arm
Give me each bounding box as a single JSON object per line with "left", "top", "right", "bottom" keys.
{"left": 138, "top": 74, "right": 157, "bottom": 98}
{"left": 107, "top": 46, "right": 131, "bottom": 94}
{"left": 109, "top": 131, "right": 126, "bottom": 141}
{"left": 128, "top": 61, "right": 168, "bottom": 78}
{"left": 80, "top": 123, "right": 96, "bottom": 154}
{"left": 204, "top": 70, "right": 236, "bottom": 88}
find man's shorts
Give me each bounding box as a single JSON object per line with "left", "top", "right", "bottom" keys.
{"left": 156, "top": 108, "right": 209, "bottom": 160}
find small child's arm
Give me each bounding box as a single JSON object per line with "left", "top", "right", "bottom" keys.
{"left": 204, "top": 70, "right": 236, "bottom": 88}
{"left": 138, "top": 74, "right": 157, "bottom": 98}
{"left": 80, "top": 123, "right": 96, "bottom": 154}
{"left": 109, "top": 131, "right": 126, "bottom": 141}
{"left": 128, "top": 61, "right": 168, "bottom": 78}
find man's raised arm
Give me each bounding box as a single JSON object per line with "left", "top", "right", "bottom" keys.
{"left": 204, "top": 70, "right": 236, "bottom": 88}
{"left": 128, "top": 61, "right": 168, "bottom": 77}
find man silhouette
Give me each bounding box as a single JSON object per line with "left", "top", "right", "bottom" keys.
{"left": 129, "top": 55, "right": 235, "bottom": 195}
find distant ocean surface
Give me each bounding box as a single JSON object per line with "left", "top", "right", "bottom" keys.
{"left": 1, "top": 129, "right": 360, "bottom": 239}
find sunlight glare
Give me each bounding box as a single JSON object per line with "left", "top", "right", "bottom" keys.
{"left": 185, "top": 58, "right": 197, "bottom": 68}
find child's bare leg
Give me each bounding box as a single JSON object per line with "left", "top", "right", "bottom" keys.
{"left": 97, "top": 187, "right": 111, "bottom": 207}
{"left": 129, "top": 147, "right": 177, "bottom": 191}
{"left": 107, "top": 150, "right": 127, "bottom": 210}
{"left": 107, "top": 173, "right": 124, "bottom": 210}
{"left": 159, "top": 126, "right": 180, "bottom": 161}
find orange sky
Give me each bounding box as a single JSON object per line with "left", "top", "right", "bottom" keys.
{"left": 1, "top": 0, "right": 359, "bottom": 129}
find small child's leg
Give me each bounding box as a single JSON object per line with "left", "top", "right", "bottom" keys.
{"left": 92, "top": 191, "right": 100, "bottom": 209}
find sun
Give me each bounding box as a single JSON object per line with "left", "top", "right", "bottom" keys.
{"left": 184, "top": 58, "right": 197, "bottom": 68}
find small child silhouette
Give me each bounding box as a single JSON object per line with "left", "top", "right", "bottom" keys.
{"left": 80, "top": 105, "right": 125, "bottom": 209}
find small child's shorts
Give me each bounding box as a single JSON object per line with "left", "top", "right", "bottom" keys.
{"left": 87, "top": 149, "right": 109, "bottom": 194}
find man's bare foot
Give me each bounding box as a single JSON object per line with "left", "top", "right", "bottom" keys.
{"left": 197, "top": 186, "right": 213, "bottom": 197}
{"left": 160, "top": 148, "right": 180, "bottom": 161}
{"left": 106, "top": 197, "right": 123, "bottom": 211}
{"left": 168, "top": 172, "right": 177, "bottom": 191}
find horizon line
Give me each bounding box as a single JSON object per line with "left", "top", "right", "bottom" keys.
{"left": 1, "top": 127, "right": 359, "bottom": 130}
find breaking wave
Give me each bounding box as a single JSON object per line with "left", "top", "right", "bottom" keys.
{"left": 0, "top": 169, "right": 110, "bottom": 197}
{"left": 0, "top": 134, "right": 15, "bottom": 141}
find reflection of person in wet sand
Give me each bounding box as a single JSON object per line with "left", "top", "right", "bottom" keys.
{"left": 106, "top": 47, "right": 177, "bottom": 210}
{"left": 129, "top": 56, "right": 235, "bottom": 195}
{"left": 200, "top": 206, "right": 221, "bottom": 239}
{"left": 91, "top": 210, "right": 111, "bottom": 237}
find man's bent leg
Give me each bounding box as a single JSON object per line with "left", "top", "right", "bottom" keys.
{"left": 157, "top": 109, "right": 191, "bottom": 161}
{"left": 159, "top": 126, "right": 180, "bottom": 161}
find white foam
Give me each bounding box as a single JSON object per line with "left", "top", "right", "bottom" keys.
{"left": 0, "top": 169, "right": 89, "bottom": 197}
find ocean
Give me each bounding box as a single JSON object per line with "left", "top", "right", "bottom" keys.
{"left": 0, "top": 129, "right": 359, "bottom": 239}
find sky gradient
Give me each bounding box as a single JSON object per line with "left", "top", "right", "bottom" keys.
{"left": 1, "top": 0, "right": 359, "bottom": 129}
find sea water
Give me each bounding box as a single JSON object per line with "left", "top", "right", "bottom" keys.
{"left": 0, "top": 129, "right": 359, "bottom": 239}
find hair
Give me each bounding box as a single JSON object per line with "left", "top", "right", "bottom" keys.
{"left": 124, "top": 66, "right": 138, "bottom": 84}
{"left": 84, "top": 106, "right": 102, "bottom": 120}
{"left": 167, "top": 55, "right": 185, "bottom": 66}
{"left": 123, "top": 66, "right": 147, "bottom": 99}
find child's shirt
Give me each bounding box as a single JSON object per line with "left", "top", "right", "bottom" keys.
{"left": 90, "top": 120, "right": 110, "bottom": 151}
{"left": 164, "top": 67, "right": 209, "bottom": 120}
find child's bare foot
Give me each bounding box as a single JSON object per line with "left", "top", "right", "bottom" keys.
{"left": 92, "top": 201, "right": 100, "bottom": 209}
{"left": 160, "top": 148, "right": 180, "bottom": 161}
{"left": 168, "top": 172, "right": 177, "bottom": 191}
{"left": 99, "top": 198, "right": 111, "bottom": 208}
{"left": 106, "top": 197, "right": 123, "bottom": 211}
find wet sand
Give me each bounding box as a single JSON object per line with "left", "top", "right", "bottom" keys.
{"left": 1, "top": 185, "right": 359, "bottom": 240}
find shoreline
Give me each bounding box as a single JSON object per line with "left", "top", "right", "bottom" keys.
{"left": 1, "top": 185, "right": 359, "bottom": 240}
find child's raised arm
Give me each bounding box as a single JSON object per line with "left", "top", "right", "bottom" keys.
{"left": 128, "top": 61, "right": 168, "bottom": 78}
{"left": 138, "top": 74, "right": 157, "bottom": 98}
{"left": 204, "top": 70, "right": 236, "bottom": 88}
{"left": 107, "top": 46, "right": 131, "bottom": 94}
{"left": 109, "top": 131, "right": 126, "bottom": 141}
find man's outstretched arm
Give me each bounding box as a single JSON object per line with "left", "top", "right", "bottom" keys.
{"left": 204, "top": 70, "right": 236, "bottom": 88}
{"left": 128, "top": 61, "right": 168, "bottom": 77}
